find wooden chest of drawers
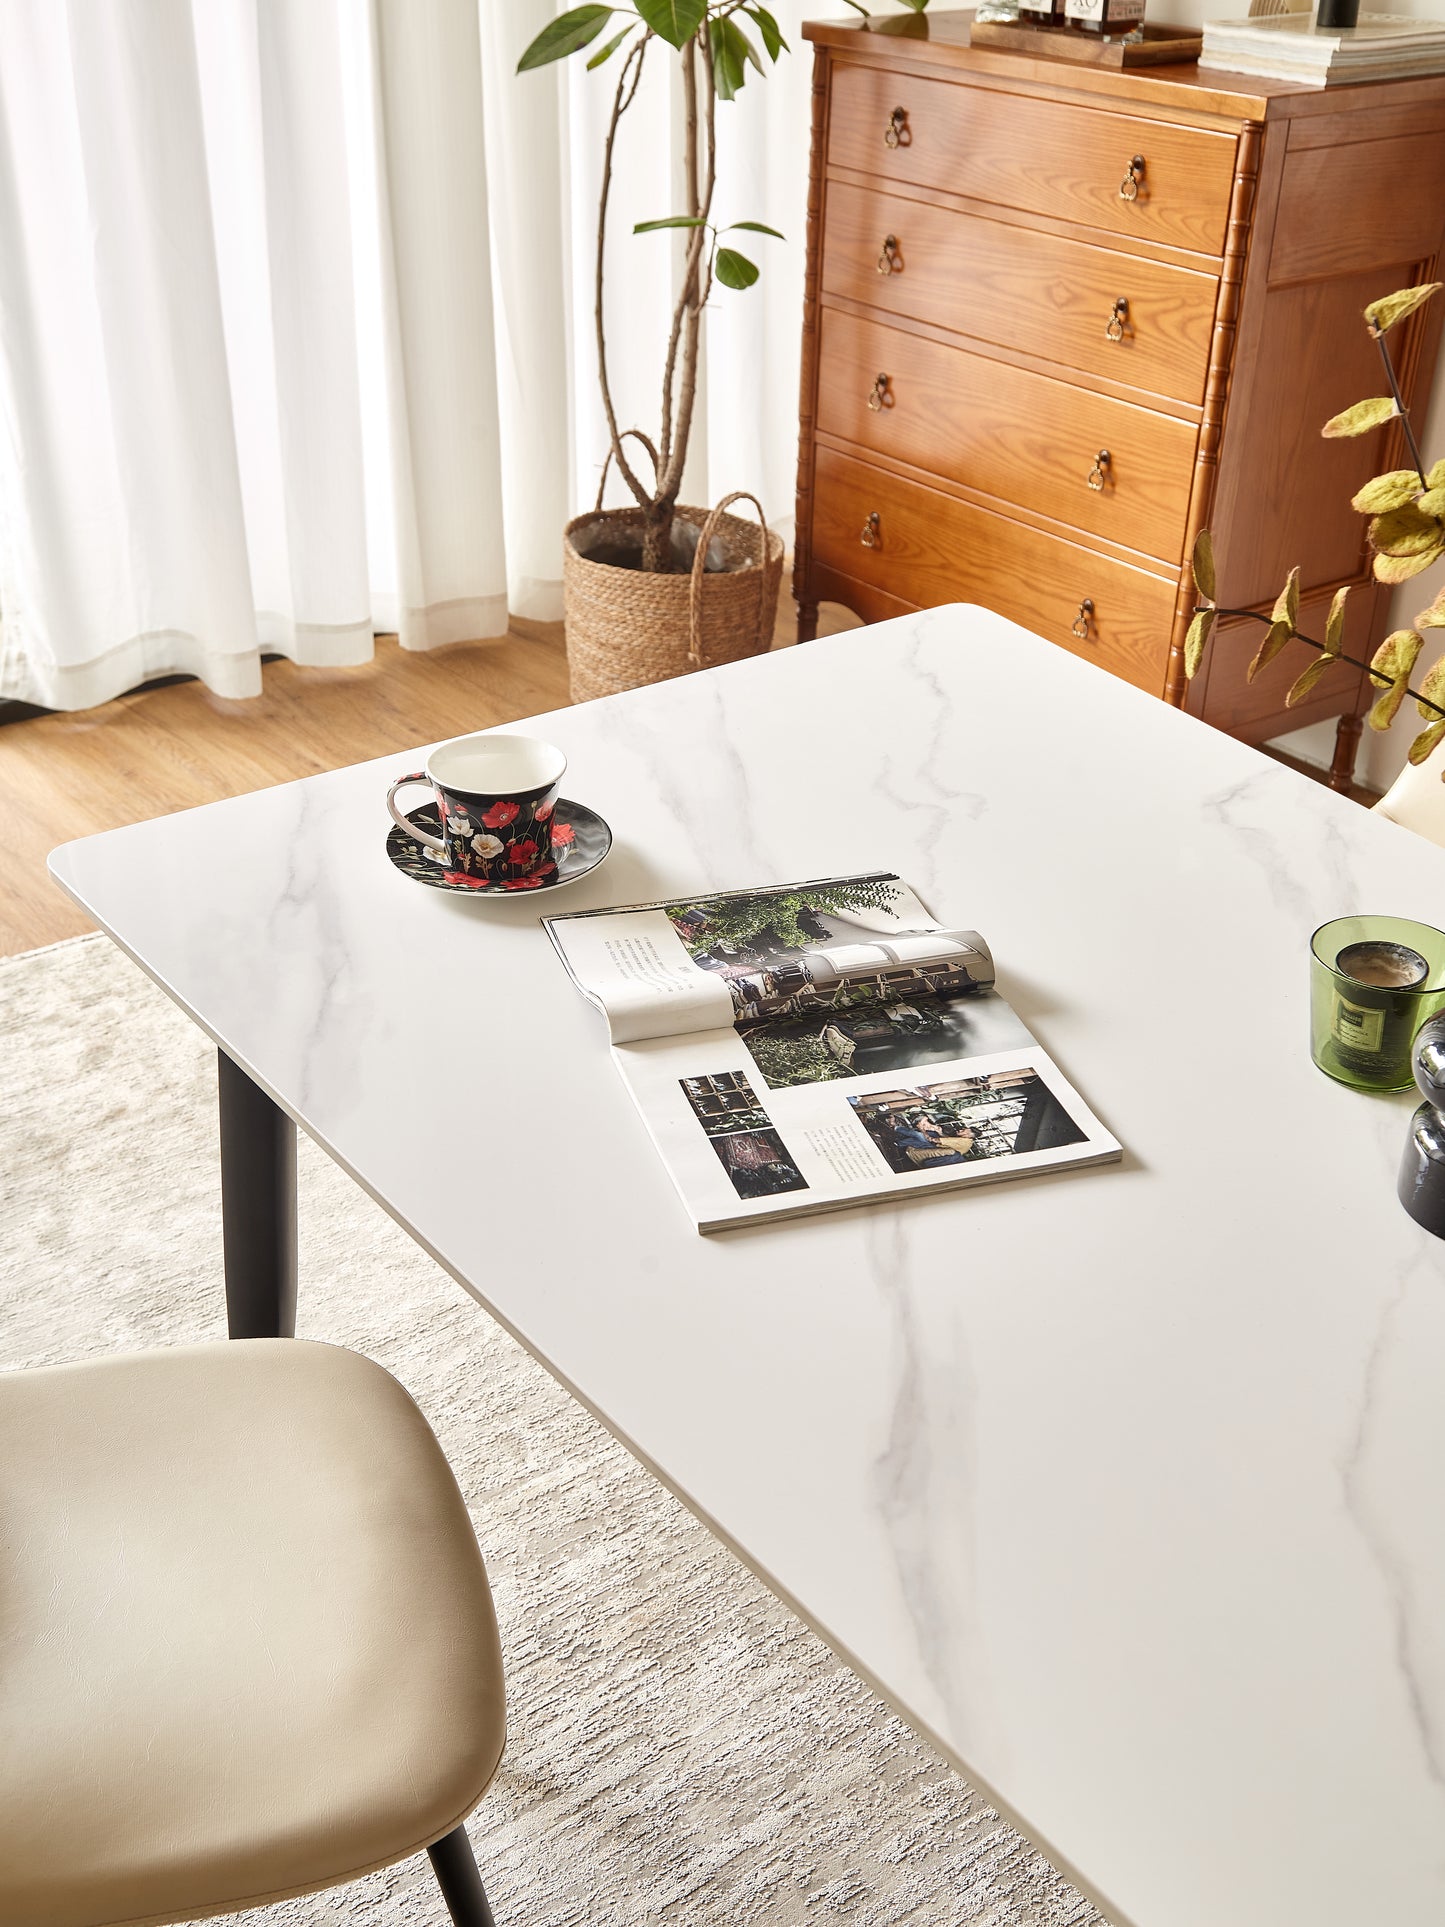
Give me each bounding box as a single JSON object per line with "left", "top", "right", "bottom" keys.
{"left": 792, "top": 14, "right": 1445, "bottom": 780}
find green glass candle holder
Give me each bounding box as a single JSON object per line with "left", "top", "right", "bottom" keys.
{"left": 1310, "top": 914, "right": 1445, "bottom": 1092}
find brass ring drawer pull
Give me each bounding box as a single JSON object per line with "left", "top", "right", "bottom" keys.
{"left": 1105, "top": 295, "right": 1128, "bottom": 343}
{"left": 860, "top": 511, "right": 881, "bottom": 549}
{"left": 884, "top": 106, "right": 909, "bottom": 149}
{"left": 1087, "top": 449, "right": 1111, "bottom": 491}
{"left": 1071, "top": 597, "right": 1095, "bottom": 640}
{"left": 867, "top": 372, "right": 891, "bottom": 412}
{"left": 877, "top": 234, "right": 900, "bottom": 275}
{"left": 1119, "top": 154, "right": 1146, "bottom": 202}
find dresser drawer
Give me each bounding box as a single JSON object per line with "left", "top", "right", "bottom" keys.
{"left": 829, "top": 61, "right": 1237, "bottom": 256}
{"left": 817, "top": 307, "right": 1197, "bottom": 566}
{"left": 812, "top": 445, "right": 1175, "bottom": 693}
{"left": 822, "top": 180, "right": 1217, "bottom": 407}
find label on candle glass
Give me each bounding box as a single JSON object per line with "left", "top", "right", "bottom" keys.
{"left": 1333, "top": 995, "right": 1386, "bottom": 1055}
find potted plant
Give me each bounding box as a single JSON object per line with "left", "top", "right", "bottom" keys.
{"left": 1185, "top": 281, "right": 1445, "bottom": 769}
{"left": 518, "top": 1, "right": 794, "bottom": 702}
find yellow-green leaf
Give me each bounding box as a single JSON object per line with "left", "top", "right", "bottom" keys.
{"left": 1429, "top": 459, "right": 1445, "bottom": 490}
{"left": 1351, "top": 470, "right": 1423, "bottom": 514}
{"left": 1191, "top": 528, "right": 1216, "bottom": 604}
{"left": 1271, "top": 566, "right": 1300, "bottom": 629}
{"left": 1408, "top": 719, "right": 1445, "bottom": 766}
{"left": 1364, "top": 282, "right": 1442, "bottom": 335}
{"left": 1247, "top": 619, "right": 1292, "bottom": 684}
{"left": 1323, "top": 584, "right": 1349, "bottom": 658}
{"left": 1417, "top": 651, "right": 1445, "bottom": 721}
{"left": 1419, "top": 486, "right": 1445, "bottom": 518}
{"left": 1322, "top": 396, "right": 1399, "bottom": 439}
{"left": 1370, "top": 504, "right": 1444, "bottom": 557}
{"left": 1374, "top": 542, "right": 1445, "bottom": 585}
{"left": 1286, "top": 657, "right": 1339, "bottom": 708}
{"left": 1416, "top": 587, "right": 1445, "bottom": 630}
{"left": 1367, "top": 628, "right": 1421, "bottom": 729}
{"left": 1184, "top": 606, "right": 1215, "bottom": 680}
{"left": 1370, "top": 627, "right": 1423, "bottom": 687}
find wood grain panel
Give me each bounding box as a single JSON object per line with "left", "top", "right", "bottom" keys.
{"left": 817, "top": 306, "right": 1197, "bottom": 564}
{"left": 822, "top": 179, "right": 1219, "bottom": 405}
{"left": 812, "top": 444, "right": 1175, "bottom": 692}
{"left": 829, "top": 59, "right": 1239, "bottom": 255}
{"left": 1270, "top": 131, "right": 1445, "bottom": 281}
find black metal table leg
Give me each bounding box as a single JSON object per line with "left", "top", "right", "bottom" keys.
{"left": 218, "top": 1048, "right": 297, "bottom": 1339}
{"left": 428, "top": 1824, "right": 498, "bottom": 1927}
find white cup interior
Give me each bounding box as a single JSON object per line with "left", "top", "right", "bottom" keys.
{"left": 426, "top": 732, "right": 566, "bottom": 798}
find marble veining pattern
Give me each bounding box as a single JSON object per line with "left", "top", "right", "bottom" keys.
{"left": 49, "top": 609, "right": 1445, "bottom": 1927}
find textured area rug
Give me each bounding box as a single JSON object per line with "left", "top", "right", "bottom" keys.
{"left": 1, "top": 934, "right": 1102, "bottom": 1927}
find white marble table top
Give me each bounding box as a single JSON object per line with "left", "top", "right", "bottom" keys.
{"left": 50, "top": 608, "right": 1445, "bottom": 1927}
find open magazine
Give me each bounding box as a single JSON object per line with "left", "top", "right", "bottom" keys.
{"left": 544, "top": 872, "right": 1120, "bottom": 1233}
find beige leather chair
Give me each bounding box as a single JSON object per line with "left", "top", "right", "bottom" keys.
{"left": 0, "top": 1340, "right": 507, "bottom": 1927}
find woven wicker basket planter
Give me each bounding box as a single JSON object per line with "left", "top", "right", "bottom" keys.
{"left": 563, "top": 490, "right": 783, "bottom": 704}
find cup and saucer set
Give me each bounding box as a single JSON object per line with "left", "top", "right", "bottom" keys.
{"left": 385, "top": 732, "right": 611, "bottom": 898}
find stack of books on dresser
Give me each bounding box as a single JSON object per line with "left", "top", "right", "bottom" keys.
{"left": 1202, "top": 11, "right": 1445, "bottom": 84}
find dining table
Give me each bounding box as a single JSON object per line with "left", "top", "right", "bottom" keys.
{"left": 49, "top": 605, "right": 1445, "bottom": 1927}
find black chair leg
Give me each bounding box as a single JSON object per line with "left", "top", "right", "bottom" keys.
{"left": 427, "top": 1824, "right": 497, "bottom": 1927}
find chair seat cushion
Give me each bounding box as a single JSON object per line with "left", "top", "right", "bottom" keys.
{"left": 0, "top": 1340, "right": 505, "bottom": 1927}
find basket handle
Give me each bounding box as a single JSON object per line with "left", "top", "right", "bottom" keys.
{"left": 593, "top": 432, "right": 660, "bottom": 513}
{"left": 689, "top": 490, "right": 771, "bottom": 670}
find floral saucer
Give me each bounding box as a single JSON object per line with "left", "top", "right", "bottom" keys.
{"left": 387, "top": 799, "right": 612, "bottom": 896}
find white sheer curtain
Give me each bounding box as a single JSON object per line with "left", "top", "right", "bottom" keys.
{"left": 0, "top": 0, "right": 812, "bottom": 710}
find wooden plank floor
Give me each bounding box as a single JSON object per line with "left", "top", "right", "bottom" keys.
{"left": 0, "top": 626, "right": 571, "bottom": 958}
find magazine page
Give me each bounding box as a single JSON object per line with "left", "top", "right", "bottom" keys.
{"left": 544, "top": 872, "right": 965, "bottom": 1045}
{"left": 614, "top": 1030, "right": 1120, "bottom": 1233}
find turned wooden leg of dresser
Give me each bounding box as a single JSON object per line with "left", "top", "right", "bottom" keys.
{"left": 1329, "top": 709, "right": 1364, "bottom": 794}
{"left": 796, "top": 598, "right": 820, "bottom": 643}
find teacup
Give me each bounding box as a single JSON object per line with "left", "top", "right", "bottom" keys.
{"left": 387, "top": 733, "right": 567, "bottom": 888}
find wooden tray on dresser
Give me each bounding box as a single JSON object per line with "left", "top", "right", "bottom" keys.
{"left": 969, "top": 18, "right": 1204, "bottom": 65}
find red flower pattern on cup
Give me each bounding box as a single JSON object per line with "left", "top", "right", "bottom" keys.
{"left": 443, "top": 871, "right": 489, "bottom": 890}
{"left": 481, "top": 799, "right": 520, "bottom": 830}
{"left": 533, "top": 799, "right": 554, "bottom": 822}
{"left": 551, "top": 821, "right": 575, "bottom": 848}
{"left": 502, "top": 873, "right": 547, "bottom": 890}
{"left": 506, "top": 837, "right": 540, "bottom": 869}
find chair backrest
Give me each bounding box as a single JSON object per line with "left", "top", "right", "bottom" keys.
{"left": 1373, "top": 744, "right": 1445, "bottom": 848}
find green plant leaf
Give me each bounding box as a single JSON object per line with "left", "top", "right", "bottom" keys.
{"left": 892, "top": 0, "right": 931, "bottom": 9}
{"left": 715, "top": 246, "right": 759, "bottom": 290}
{"left": 1247, "top": 619, "right": 1292, "bottom": 684}
{"left": 1351, "top": 469, "right": 1423, "bottom": 514}
{"left": 1374, "top": 542, "right": 1445, "bottom": 585}
{"left": 1370, "top": 503, "right": 1444, "bottom": 557}
{"left": 840, "top": 0, "right": 871, "bottom": 16}
{"left": 1271, "top": 565, "right": 1300, "bottom": 630}
{"left": 1190, "top": 527, "right": 1216, "bottom": 603}
{"left": 1369, "top": 627, "right": 1423, "bottom": 687}
{"left": 735, "top": 19, "right": 764, "bottom": 72}
{"left": 633, "top": 215, "right": 709, "bottom": 232}
{"left": 1408, "top": 718, "right": 1445, "bottom": 765}
{"left": 1321, "top": 396, "right": 1399, "bottom": 439}
{"left": 727, "top": 220, "right": 784, "bottom": 238}
{"left": 1364, "top": 282, "right": 1442, "bottom": 335}
{"left": 1417, "top": 587, "right": 1445, "bottom": 630}
{"left": 634, "top": 0, "right": 706, "bottom": 49}
{"left": 1324, "top": 584, "right": 1349, "bottom": 658}
{"left": 1417, "top": 651, "right": 1445, "bottom": 721}
{"left": 1430, "top": 459, "right": 1445, "bottom": 490}
{"left": 1184, "top": 606, "right": 1215, "bottom": 680}
{"left": 743, "top": 4, "right": 789, "bottom": 58}
{"left": 1286, "top": 657, "right": 1339, "bottom": 708}
{"left": 710, "top": 15, "right": 748, "bottom": 97}
{"left": 586, "top": 24, "right": 632, "bottom": 67}
{"left": 1367, "top": 628, "right": 1424, "bottom": 729}
{"left": 517, "top": 4, "right": 613, "bottom": 70}
{"left": 1419, "top": 486, "right": 1445, "bottom": 518}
